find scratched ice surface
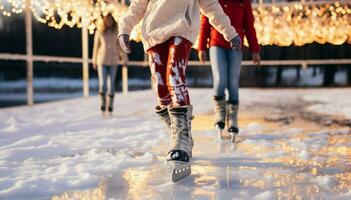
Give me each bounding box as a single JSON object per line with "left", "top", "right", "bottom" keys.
{"left": 0, "top": 89, "right": 350, "bottom": 200}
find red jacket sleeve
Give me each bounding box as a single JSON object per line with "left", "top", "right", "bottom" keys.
{"left": 243, "top": 1, "right": 260, "bottom": 53}
{"left": 197, "top": 14, "right": 211, "bottom": 51}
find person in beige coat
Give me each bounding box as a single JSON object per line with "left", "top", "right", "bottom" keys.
{"left": 93, "top": 13, "right": 128, "bottom": 115}
{"left": 118, "top": 0, "right": 241, "bottom": 165}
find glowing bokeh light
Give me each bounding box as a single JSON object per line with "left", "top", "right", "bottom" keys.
{"left": 0, "top": 0, "right": 349, "bottom": 45}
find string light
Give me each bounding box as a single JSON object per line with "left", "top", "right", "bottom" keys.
{"left": 252, "top": 1, "right": 351, "bottom": 46}
{"left": 0, "top": 0, "right": 350, "bottom": 46}
{"left": 0, "top": 0, "right": 127, "bottom": 35}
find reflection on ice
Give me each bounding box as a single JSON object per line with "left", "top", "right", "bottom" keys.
{"left": 52, "top": 183, "right": 105, "bottom": 200}
{"left": 52, "top": 115, "right": 351, "bottom": 200}
{"left": 122, "top": 168, "right": 158, "bottom": 200}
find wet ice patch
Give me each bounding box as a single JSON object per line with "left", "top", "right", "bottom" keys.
{"left": 336, "top": 190, "right": 351, "bottom": 199}
{"left": 0, "top": 144, "right": 155, "bottom": 199}
{"left": 1, "top": 89, "right": 351, "bottom": 200}
{"left": 298, "top": 147, "right": 310, "bottom": 160}
{"left": 241, "top": 123, "right": 264, "bottom": 135}
{"left": 242, "top": 139, "right": 275, "bottom": 148}
{"left": 312, "top": 176, "right": 336, "bottom": 190}
{"left": 252, "top": 191, "right": 273, "bottom": 200}
{"left": 263, "top": 150, "right": 286, "bottom": 158}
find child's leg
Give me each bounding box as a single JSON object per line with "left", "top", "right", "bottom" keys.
{"left": 166, "top": 37, "right": 192, "bottom": 107}
{"left": 165, "top": 37, "right": 194, "bottom": 162}
{"left": 148, "top": 41, "right": 174, "bottom": 134}
{"left": 148, "top": 42, "right": 172, "bottom": 107}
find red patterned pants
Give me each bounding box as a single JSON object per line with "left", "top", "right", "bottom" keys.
{"left": 147, "top": 37, "right": 192, "bottom": 107}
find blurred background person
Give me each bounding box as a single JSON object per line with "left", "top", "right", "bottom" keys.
{"left": 93, "top": 13, "right": 128, "bottom": 115}
{"left": 197, "top": 0, "right": 261, "bottom": 140}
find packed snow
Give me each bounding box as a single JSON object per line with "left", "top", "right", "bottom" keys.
{"left": 303, "top": 90, "right": 351, "bottom": 119}
{"left": 0, "top": 88, "right": 350, "bottom": 200}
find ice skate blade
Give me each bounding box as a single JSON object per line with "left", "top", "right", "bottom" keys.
{"left": 229, "top": 132, "right": 238, "bottom": 143}
{"left": 216, "top": 128, "right": 231, "bottom": 140}
{"left": 217, "top": 128, "right": 224, "bottom": 140}
{"left": 101, "top": 111, "right": 113, "bottom": 118}
{"left": 168, "top": 161, "right": 191, "bottom": 183}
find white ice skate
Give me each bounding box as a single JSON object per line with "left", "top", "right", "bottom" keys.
{"left": 167, "top": 105, "right": 193, "bottom": 182}
{"left": 227, "top": 102, "right": 239, "bottom": 143}
{"left": 213, "top": 96, "right": 226, "bottom": 140}
{"left": 167, "top": 150, "right": 192, "bottom": 182}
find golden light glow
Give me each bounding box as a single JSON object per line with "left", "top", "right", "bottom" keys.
{"left": 0, "top": 0, "right": 128, "bottom": 35}
{"left": 1, "top": 1, "right": 350, "bottom": 46}
{"left": 122, "top": 168, "right": 158, "bottom": 200}
{"left": 252, "top": 1, "right": 351, "bottom": 46}
{"left": 51, "top": 182, "right": 105, "bottom": 200}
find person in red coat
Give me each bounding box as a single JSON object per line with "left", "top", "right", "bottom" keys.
{"left": 197, "top": 0, "right": 261, "bottom": 138}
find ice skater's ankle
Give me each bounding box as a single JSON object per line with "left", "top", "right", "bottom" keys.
{"left": 156, "top": 104, "right": 169, "bottom": 110}
{"left": 170, "top": 102, "right": 190, "bottom": 109}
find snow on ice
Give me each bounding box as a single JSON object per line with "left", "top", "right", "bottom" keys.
{"left": 0, "top": 88, "right": 350, "bottom": 200}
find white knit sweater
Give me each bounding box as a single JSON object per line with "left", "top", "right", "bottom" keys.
{"left": 118, "top": 0, "right": 238, "bottom": 51}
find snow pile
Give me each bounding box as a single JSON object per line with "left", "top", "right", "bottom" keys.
{"left": 303, "top": 89, "right": 351, "bottom": 119}
{"left": 0, "top": 90, "right": 165, "bottom": 200}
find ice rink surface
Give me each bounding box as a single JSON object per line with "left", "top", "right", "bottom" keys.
{"left": 0, "top": 88, "right": 350, "bottom": 200}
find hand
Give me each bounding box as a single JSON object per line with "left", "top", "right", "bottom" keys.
{"left": 230, "top": 35, "right": 242, "bottom": 51}
{"left": 118, "top": 34, "right": 131, "bottom": 54}
{"left": 92, "top": 63, "right": 97, "bottom": 70}
{"left": 252, "top": 52, "right": 261, "bottom": 66}
{"left": 198, "top": 50, "right": 207, "bottom": 63}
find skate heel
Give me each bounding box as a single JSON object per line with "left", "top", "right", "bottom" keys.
{"left": 217, "top": 128, "right": 224, "bottom": 140}
{"left": 168, "top": 161, "right": 191, "bottom": 182}
{"left": 228, "top": 127, "right": 239, "bottom": 143}
{"left": 215, "top": 121, "right": 225, "bottom": 140}
{"left": 167, "top": 149, "right": 192, "bottom": 182}
{"left": 229, "top": 132, "right": 236, "bottom": 143}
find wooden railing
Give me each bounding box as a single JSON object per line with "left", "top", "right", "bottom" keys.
{"left": 1, "top": 53, "right": 350, "bottom": 103}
